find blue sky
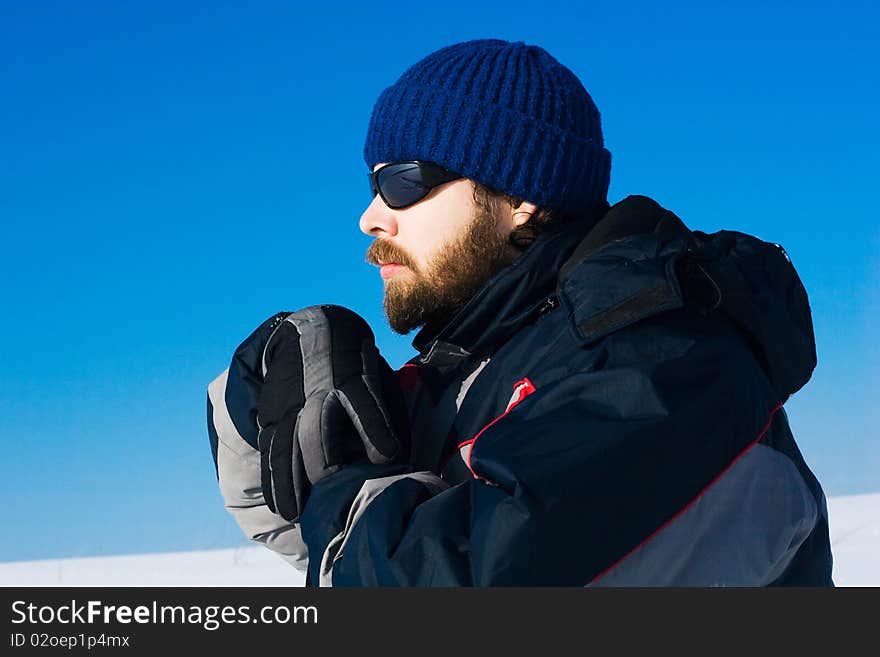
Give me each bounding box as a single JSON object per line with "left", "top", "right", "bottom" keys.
{"left": 1, "top": 1, "right": 877, "bottom": 562}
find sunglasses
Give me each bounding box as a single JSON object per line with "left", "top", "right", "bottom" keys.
{"left": 368, "top": 161, "right": 462, "bottom": 209}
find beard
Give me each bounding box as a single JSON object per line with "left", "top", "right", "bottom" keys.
{"left": 366, "top": 204, "right": 520, "bottom": 335}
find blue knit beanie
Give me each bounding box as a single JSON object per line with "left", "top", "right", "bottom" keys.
{"left": 364, "top": 39, "right": 612, "bottom": 219}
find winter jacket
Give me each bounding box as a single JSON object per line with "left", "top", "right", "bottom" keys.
{"left": 208, "top": 194, "right": 833, "bottom": 586}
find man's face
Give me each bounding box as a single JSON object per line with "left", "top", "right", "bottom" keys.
{"left": 361, "top": 165, "right": 520, "bottom": 335}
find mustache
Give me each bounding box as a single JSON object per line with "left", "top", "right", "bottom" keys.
{"left": 366, "top": 239, "right": 416, "bottom": 271}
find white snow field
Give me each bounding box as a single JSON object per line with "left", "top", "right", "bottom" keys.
{"left": 1, "top": 493, "right": 876, "bottom": 587}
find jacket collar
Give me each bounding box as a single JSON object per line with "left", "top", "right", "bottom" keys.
{"left": 410, "top": 194, "right": 817, "bottom": 403}
{"left": 411, "top": 195, "right": 694, "bottom": 367}
{"left": 411, "top": 204, "right": 605, "bottom": 365}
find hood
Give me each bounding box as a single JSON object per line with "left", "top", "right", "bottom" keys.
{"left": 412, "top": 195, "right": 817, "bottom": 403}
{"left": 559, "top": 195, "right": 817, "bottom": 403}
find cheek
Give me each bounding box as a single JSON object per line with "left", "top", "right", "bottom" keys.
{"left": 401, "top": 216, "right": 445, "bottom": 270}
{"left": 401, "top": 185, "right": 477, "bottom": 268}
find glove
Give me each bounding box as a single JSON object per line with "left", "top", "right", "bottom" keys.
{"left": 257, "top": 304, "right": 409, "bottom": 522}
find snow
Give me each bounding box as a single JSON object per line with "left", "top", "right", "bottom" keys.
{"left": 1, "top": 493, "right": 876, "bottom": 587}
{"left": 824, "top": 492, "right": 880, "bottom": 586}
{"left": 0, "top": 546, "right": 306, "bottom": 587}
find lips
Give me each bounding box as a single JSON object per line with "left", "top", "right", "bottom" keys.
{"left": 380, "top": 263, "right": 407, "bottom": 279}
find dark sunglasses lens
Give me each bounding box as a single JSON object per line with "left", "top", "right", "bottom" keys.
{"left": 376, "top": 163, "right": 430, "bottom": 209}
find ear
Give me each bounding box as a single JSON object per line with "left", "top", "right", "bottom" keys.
{"left": 511, "top": 200, "right": 539, "bottom": 227}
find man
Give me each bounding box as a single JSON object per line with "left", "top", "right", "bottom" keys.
{"left": 206, "top": 39, "right": 833, "bottom": 586}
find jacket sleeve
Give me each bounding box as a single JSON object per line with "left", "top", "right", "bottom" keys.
{"left": 299, "top": 317, "right": 823, "bottom": 586}
{"left": 207, "top": 367, "right": 309, "bottom": 574}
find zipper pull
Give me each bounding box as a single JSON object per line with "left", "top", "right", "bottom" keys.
{"left": 538, "top": 295, "right": 559, "bottom": 315}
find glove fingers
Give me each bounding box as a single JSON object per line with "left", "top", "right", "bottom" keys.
{"left": 258, "top": 424, "right": 279, "bottom": 515}
{"left": 278, "top": 420, "right": 310, "bottom": 524}
{"left": 322, "top": 391, "right": 369, "bottom": 466}
{"left": 377, "top": 353, "right": 412, "bottom": 448}
{"left": 265, "top": 411, "right": 301, "bottom": 522}
{"left": 288, "top": 436, "right": 310, "bottom": 523}
{"left": 333, "top": 339, "right": 405, "bottom": 463}
{"left": 258, "top": 411, "right": 303, "bottom": 520}
{"left": 297, "top": 393, "right": 360, "bottom": 485}
{"left": 335, "top": 380, "right": 401, "bottom": 463}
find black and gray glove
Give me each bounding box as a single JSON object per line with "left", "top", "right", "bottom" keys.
{"left": 257, "top": 304, "right": 409, "bottom": 522}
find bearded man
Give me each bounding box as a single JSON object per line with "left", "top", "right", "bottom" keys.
{"left": 206, "top": 39, "right": 833, "bottom": 586}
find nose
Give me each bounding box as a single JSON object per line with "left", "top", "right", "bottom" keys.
{"left": 359, "top": 194, "right": 399, "bottom": 237}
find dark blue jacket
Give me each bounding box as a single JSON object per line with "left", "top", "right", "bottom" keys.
{"left": 210, "top": 194, "right": 833, "bottom": 586}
